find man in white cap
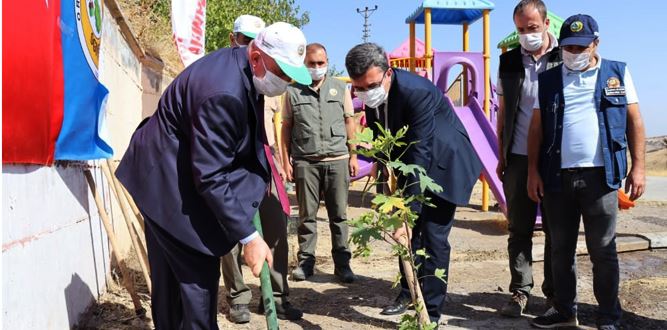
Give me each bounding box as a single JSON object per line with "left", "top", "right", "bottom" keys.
{"left": 116, "top": 22, "right": 311, "bottom": 329}
{"left": 220, "top": 15, "right": 302, "bottom": 324}
{"left": 229, "top": 14, "right": 265, "bottom": 47}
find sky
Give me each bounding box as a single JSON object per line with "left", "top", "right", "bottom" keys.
{"left": 294, "top": 0, "right": 667, "bottom": 137}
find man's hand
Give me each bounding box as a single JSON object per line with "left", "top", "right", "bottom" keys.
{"left": 283, "top": 161, "right": 294, "bottom": 182}
{"left": 625, "top": 166, "right": 646, "bottom": 201}
{"left": 276, "top": 161, "right": 287, "bottom": 182}
{"left": 392, "top": 223, "right": 411, "bottom": 244}
{"left": 243, "top": 237, "right": 273, "bottom": 277}
{"left": 370, "top": 162, "right": 378, "bottom": 179}
{"left": 527, "top": 168, "right": 544, "bottom": 202}
{"left": 349, "top": 154, "right": 359, "bottom": 177}
{"left": 496, "top": 155, "right": 505, "bottom": 182}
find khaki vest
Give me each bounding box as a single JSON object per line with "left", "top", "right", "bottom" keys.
{"left": 287, "top": 77, "right": 349, "bottom": 159}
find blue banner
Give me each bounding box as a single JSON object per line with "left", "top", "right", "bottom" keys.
{"left": 55, "top": 0, "right": 113, "bottom": 160}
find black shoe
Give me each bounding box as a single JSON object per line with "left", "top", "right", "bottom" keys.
{"left": 500, "top": 291, "right": 528, "bottom": 317}
{"left": 545, "top": 296, "right": 555, "bottom": 311}
{"left": 532, "top": 307, "right": 578, "bottom": 328}
{"left": 334, "top": 265, "right": 356, "bottom": 283}
{"left": 229, "top": 304, "right": 250, "bottom": 324}
{"left": 259, "top": 301, "right": 304, "bottom": 321}
{"left": 380, "top": 297, "right": 411, "bottom": 316}
{"left": 291, "top": 265, "right": 313, "bottom": 281}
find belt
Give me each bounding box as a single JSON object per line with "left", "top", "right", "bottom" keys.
{"left": 562, "top": 166, "right": 603, "bottom": 173}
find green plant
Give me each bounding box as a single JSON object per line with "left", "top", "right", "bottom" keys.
{"left": 348, "top": 125, "right": 445, "bottom": 329}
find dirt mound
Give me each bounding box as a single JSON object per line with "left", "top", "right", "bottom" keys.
{"left": 646, "top": 148, "right": 667, "bottom": 176}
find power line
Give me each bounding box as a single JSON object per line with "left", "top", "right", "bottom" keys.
{"left": 356, "top": 5, "right": 378, "bottom": 43}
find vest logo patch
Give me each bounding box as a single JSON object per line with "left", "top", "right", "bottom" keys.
{"left": 570, "top": 21, "right": 584, "bottom": 32}
{"left": 607, "top": 77, "right": 621, "bottom": 88}
{"left": 605, "top": 77, "right": 625, "bottom": 96}
{"left": 605, "top": 87, "right": 626, "bottom": 96}
{"left": 329, "top": 88, "right": 338, "bottom": 96}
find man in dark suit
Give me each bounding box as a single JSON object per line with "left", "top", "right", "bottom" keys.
{"left": 345, "top": 43, "right": 482, "bottom": 324}
{"left": 116, "top": 22, "right": 311, "bottom": 329}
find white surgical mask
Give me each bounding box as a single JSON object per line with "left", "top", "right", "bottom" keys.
{"left": 252, "top": 58, "right": 289, "bottom": 96}
{"left": 356, "top": 85, "right": 387, "bottom": 108}
{"left": 519, "top": 31, "right": 544, "bottom": 51}
{"left": 308, "top": 66, "right": 328, "bottom": 81}
{"left": 562, "top": 50, "right": 591, "bottom": 71}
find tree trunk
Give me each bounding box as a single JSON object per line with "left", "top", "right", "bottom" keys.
{"left": 399, "top": 237, "right": 431, "bottom": 327}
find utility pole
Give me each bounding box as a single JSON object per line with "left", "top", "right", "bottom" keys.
{"left": 356, "top": 5, "right": 378, "bottom": 42}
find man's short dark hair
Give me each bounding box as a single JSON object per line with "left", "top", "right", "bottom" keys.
{"left": 513, "top": 0, "right": 547, "bottom": 21}
{"left": 307, "top": 43, "right": 327, "bottom": 54}
{"left": 235, "top": 32, "right": 253, "bottom": 44}
{"left": 345, "top": 43, "right": 389, "bottom": 79}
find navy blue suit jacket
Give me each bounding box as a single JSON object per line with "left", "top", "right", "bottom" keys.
{"left": 116, "top": 47, "right": 270, "bottom": 256}
{"left": 365, "top": 69, "right": 482, "bottom": 206}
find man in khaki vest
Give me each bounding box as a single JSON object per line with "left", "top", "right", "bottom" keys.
{"left": 220, "top": 15, "right": 302, "bottom": 324}
{"left": 281, "top": 43, "right": 358, "bottom": 282}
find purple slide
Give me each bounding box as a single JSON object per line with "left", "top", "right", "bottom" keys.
{"left": 445, "top": 95, "right": 507, "bottom": 215}
{"left": 351, "top": 154, "right": 375, "bottom": 182}
{"left": 431, "top": 50, "right": 542, "bottom": 226}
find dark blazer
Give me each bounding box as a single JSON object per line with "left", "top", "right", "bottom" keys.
{"left": 365, "top": 69, "right": 482, "bottom": 207}
{"left": 116, "top": 47, "right": 270, "bottom": 256}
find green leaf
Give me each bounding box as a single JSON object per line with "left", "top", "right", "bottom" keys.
{"left": 434, "top": 268, "right": 447, "bottom": 283}
{"left": 370, "top": 194, "right": 389, "bottom": 206}
{"left": 419, "top": 174, "right": 443, "bottom": 194}
{"left": 415, "top": 248, "right": 430, "bottom": 259}
{"left": 349, "top": 127, "right": 374, "bottom": 145}
{"left": 383, "top": 214, "right": 404, "bottom": 230}
{"left": 378, "top": 196, "right": 406, "bottom": 213}
{"left": 391, "top": 272, "right": 402, "bottom": 289}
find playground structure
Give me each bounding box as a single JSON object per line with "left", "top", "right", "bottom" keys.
{"left": 404, "top": 0, "right": 504, "bottom": 214}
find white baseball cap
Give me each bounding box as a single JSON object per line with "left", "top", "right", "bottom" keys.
{"left": 233, "top": 15, "right": 265, "bottom": 39}
{"left": 255, "top": 22, "right": 312, "bottom": 85}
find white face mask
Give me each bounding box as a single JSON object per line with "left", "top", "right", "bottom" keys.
{"left": 252, "top": 57, "right": 289, "bottom": 96}
{"left": 356, "top": 84, "right": 387, "bottom": 109}
{"left": 308, "top": 66, "right": 328, "bottom": 81}
{"left": 562, "top": 50, "right": 591, "bottom": 71}
{"left": 519, "top": 31, "right": 544, "bottom": 51}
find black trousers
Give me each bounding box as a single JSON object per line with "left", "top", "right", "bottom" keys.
{"left": 398, "top": 194, "right": 457, "bottom": 323}
{"left": 144, "top": 217, "right": 221, "bottom": 330}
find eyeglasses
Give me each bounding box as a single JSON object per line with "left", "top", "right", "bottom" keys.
{"left": 354, "top": 70, "right": 387, "bottom": 92}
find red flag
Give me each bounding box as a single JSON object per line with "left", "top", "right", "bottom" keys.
{"left": 3, "top": 0, "right": 64, "bottom": 165}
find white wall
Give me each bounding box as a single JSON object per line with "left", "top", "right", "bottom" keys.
{"left": 2, "top": 165, "right": 111, "bottom": 328}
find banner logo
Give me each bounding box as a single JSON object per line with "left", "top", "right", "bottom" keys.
{"left": 76, "top": 0, "right": 103, "bottom": 77}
